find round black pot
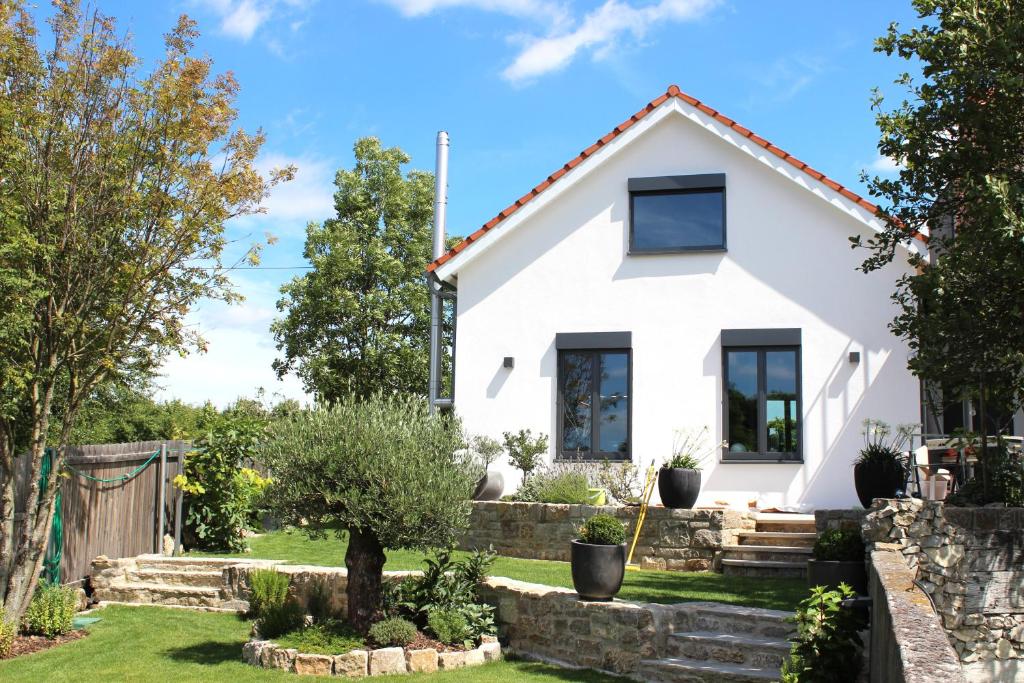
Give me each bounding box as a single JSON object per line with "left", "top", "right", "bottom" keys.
{"left": 807, "top": 559, "right": 868, "bottom": 595}
{"left": 472, "top": 471, "right": 505, "bottom": 501}
{"left": 853, "top": 460, "right": 905, "bottom": 508}
{"left": 658, "top": 468, "right": 701, "bottom": 509}
{"left": 570, "top": 540, "right": 626, "bottom": 601}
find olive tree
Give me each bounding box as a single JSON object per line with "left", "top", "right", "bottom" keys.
{"left": 261, "top": 393, "right": 474, "bottom": 631}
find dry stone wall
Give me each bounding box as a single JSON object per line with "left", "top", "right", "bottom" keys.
{"left": 862, "top": 499, "right": 1024, "bottom": 682}
{"left": 460, "top": 502, "right": 754, "bottom": 571}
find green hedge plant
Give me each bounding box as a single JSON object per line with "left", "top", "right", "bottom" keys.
{"left": 427, "top": 608, "right": 470, "bottom": 647}
{"left": 249, "top": 569, "right": 290, "bottom": 618}
{"left": 23, "top": 583, "right": 76, "bottom": 638}
{"left": 577, "top": 514, "right": 626, "bottom": 545}
{"left": 368, "top": 617, "right": 417, "bottom": 647}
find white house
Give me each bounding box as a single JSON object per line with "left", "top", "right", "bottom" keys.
{"left": 427, "top": 85, "right": 926, "bottom": 510}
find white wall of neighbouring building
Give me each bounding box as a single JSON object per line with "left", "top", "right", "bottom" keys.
{"left": 448, "top": 105, "right": 921, "bottom": 510}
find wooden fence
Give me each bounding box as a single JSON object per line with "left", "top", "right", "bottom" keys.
{"left": 8, "top": 440, "right": 189, "bottom": 585}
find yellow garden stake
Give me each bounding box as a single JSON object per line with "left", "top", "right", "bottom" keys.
{"left": 626, "top": 460, "right": 658, "bottom": 570}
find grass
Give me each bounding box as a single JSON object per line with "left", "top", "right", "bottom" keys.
{"left": 274, "top": 620, "right": 365, "bottom": 655}
{"left": 0, "top": 605, "right": 627, "bottom": 682}
{"left": 193, "top": 527, "right": 804, "bottom": 612}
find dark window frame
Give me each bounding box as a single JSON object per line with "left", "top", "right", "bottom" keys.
{"left": 721, "top": 331, "right": 803, "bottom": 463}
{"left": 628, "top": 174, "right": 727, "bottom": 254}
{"left": 556, "top": 347, "right": 632, "bottom": 461}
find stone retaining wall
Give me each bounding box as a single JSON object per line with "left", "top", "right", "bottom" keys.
{"left": 863, "top": 500, "right": 1024, "bottom": 682}
{"left": 459, "top": 502, "right": 754, "bottom": 570}
{"left": 815, "top": 508, "right": 866, "bottom": 534}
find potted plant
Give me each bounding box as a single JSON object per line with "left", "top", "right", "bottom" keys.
{"left": 570, "top": 513, "right": 627, "bottom": 601}
{"left": 806, "top": 529, "right": 868, "bottom": 595}
{"left": 469, "top": 435, "right": 505, "bottom": 501}
{"left": 853, "top": 419, "right": 912, "bottom": 508}
{"left": 659, "top": 427, "right": 723, "bottom": 509}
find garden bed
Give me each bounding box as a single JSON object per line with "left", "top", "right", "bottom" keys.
{"left": 242, "top": 635, "right": 502, "bottom": 676}
{"left": 0, "top": 631, "right": 88, "bottom": 660}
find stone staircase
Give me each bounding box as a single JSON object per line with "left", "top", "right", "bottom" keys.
{"left": 719, "top": 513, "right": 816, "bottom": 579}
{"left": 639, "top": 602, "right": 794, "bottom": 682}
{"left": 91, "top": 554, "right": 278, "bottom": 612}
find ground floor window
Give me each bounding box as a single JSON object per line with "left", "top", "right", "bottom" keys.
{"left": 557, "top": 349, "right": 631, "bottom": 460}
{"left": 722, "top": 329, "right": 802, "bottom": 462}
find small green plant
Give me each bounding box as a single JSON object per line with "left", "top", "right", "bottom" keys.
{"left": 468, "top": 434, "right": 504, "bottom": 473}
{"left": 368, "top": 617, "right": 418, "bottom": 647}
{"left": 503, "top": 429, "right": 548, "bottom": 479}
{"left": 427, "top": 608, "right": 470, "bottom": 646}
{"left": 780, "top": 584, "right": 864, "bottom": 683}
{"left": 855, "top": 419, "right": 913, "bottom": 468}
{"left": 665, "top": 427, "right": 724, "bottom": 470}
{"left": 597, "top": 459, "right": 641, "bottom": 504}
{"left": 577, "top": 513, "right": 626, "bottom": 545}
{"left": 249, "top": 569, "right": 290, "bottom": 618}
{"left": 275, "top": 620, "right": 365, "bottom": 655}
{"left": 813, "top": 529, "right": 864, "bottom": 562}
{"left": 534, "top": 471, "right": 591, "bottom": 504}
{"left": 258, "top": 600, "right": 305, "bottom": 640}
{"left": 23, "top": 582, "right": 77, "bottom": 638}
{"left": 0, "top": 609, "right": 15, "bottom": 658}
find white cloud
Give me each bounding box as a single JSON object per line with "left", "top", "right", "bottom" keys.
{"left": 254, "top": 153, "right": 336, "bottom": 228}
{"left": 869, "top": 154, "right": 902, "bottom": 174}
{"left": 193, "top": 0, "right": 315, "bottom": 46}
{"left": 155, "top": 275, "right": 310, "bottom": 408}
{"left": 748, "top": 55, "right": 826, "bottom": 104}
{"left": 382, "top": 0, "right": 719, "bottom": 84}
{"left": 503, "top": 0, "right": 718, "bottom": 83}
{"left": 220, "top": 0, "right": 270, "bottom": 40}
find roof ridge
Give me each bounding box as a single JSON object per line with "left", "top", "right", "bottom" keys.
{"left": 427, "top": 85, "right": 888, "bottom": 273}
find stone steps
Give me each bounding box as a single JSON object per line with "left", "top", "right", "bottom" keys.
{"left": 735, "top": 531, "right": 816, "bottom": 547}
{"left": 93, "top": 581, "right": 228, "bottom": 608}
{"left": 750, "top": 514, "right": 816, "bottom": 535}
{"left": 720, "top": 545, "right": 812, "bottom": 564}
{"left": 638, "top": 656, "right": 780, "bottom": 682}
{"left": 664, "top": 631, "right": 790, "bottom": 670}
{"left": 682, "top": 602, "right": 795, "bottom": 640}
{"left": 126, "top": 568, "right": 225, "bottom": 588}
{"left": 720, "top": 558, "right": 807, "bottom": 579}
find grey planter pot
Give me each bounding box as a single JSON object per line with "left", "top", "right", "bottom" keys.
{"left": 807, "top": 559, "right": 868, "bottom": 595}
{"left": 570, "top": 540, "right": 626, "bottom": 601}
{"left": 472, "top": 471, "right": 505, "bottom": 501}
{"left": 658, "top": 467, "right": 701, "bottom": 509}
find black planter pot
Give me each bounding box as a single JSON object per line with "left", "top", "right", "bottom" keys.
{"left": 853, "top": 460, "right": 905, "bottom": 508}
{"left": 658, "top": 468, "right": 701, "bottom": 509}
{"left": 472, "top": 471, "right": 505, "bottom": 501}
{"left": 570, "top": 540, "right": 626, "bottom": 601}
{"left": 807, "top": 559, "right": 868, "bottom": 595}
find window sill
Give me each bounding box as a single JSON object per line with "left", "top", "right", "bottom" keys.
{"left": 719, "top": 457, "right": 804, "bottom": 464}
{"left": 627, "top": 246, "right": 727, "bottom": 256}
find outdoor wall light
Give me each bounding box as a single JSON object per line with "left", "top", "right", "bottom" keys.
{"left": 503, "top": 356, "right": 515, "bottom": 369}
{"left": 849, "top": 351, "right": 861, "bottom": 364}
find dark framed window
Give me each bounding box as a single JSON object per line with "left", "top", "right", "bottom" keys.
{"left": 721, "top": 329, "right": 802, "bottom": 462}
{"left": 557, "top": 347, "right": 631, "bottom": 460}
{"left": 628, "top": 174, "right": 726, "bottom": 253}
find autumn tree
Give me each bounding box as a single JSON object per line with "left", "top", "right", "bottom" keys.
{"left": 0, "top": 0, "right": 290, "bottom": 621}
{"left": 272, "top": 138, "right": 436, "bottom": 401}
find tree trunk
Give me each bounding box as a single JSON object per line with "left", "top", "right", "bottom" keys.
{"left": 345, "top": 526, "right": 385, "bottom": 633}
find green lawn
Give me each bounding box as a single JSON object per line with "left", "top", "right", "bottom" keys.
{"left": 0, "top": 605, "right": 626, "bottom": 682}
{"left": 194, "top": 528, "right": 804, "bottom": 612}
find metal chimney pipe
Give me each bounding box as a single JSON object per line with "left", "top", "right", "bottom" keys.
{"left": 428, "top": 131, "right": 449, "bottom": 413}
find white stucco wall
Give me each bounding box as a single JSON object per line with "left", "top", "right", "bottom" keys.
{"left": 450, "top": 110, "right": 920, "bottom": 510}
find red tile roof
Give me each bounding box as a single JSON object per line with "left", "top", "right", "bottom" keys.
{"left": 427, "top": 84, "right": 890, "bottom": 274}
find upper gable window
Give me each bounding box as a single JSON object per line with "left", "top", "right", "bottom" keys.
{"left": 628, "top": 174, "right": 726, "bottom": 253}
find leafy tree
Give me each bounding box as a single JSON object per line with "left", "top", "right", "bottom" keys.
{"left": 0, "top": 1, "right": 290, "bottom": 621}
{"left": 272, "top": 138, "right": 436, "bottom": 401}
{"left": 853, "top": 0, "right": 1024, "bottom": 495}
{"left": 261, "top": 393, "right": 473, "bottom": 632}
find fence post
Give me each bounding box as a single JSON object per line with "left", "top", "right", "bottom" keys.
{"left": 174, "top": 444, "right": 183, "bottom": 556}
{"left": 156, "top": 443, "right": 167, "bottom": 554}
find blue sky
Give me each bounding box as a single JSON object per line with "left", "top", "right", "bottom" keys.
{"left": 31, "top": 0, "right": 920, "bottom": 406}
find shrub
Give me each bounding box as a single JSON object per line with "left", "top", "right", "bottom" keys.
{"left": 597, "top": 459, "right": 641, "bottom": 504}
{"left": 946, "top": 440, "right": 1024, "bottom": 507}
{"left": 368, "top": 617, "right": 417, "bottom": 647}
{"left": 855, "top": 419, "right": 913, "bottom": 469}
{"left": 813, "top": 529, "right": 864, "bottom": 562}
{"left": 23, "top": 583, "right": 76, "bottom": 638}
{"left": 780, "top": 584, "right": 864, "bottom": 683}
{"left": 174, "top": 412, "right": 271, "bottom": 552}
{"left": 0, "top": 610, "right": 15, "bottom": 658}
{"left": 258, "top": 600, "right": 305, "bottom": 640}
{"left": 534, "top": 471, "right": 591, "bottom": 504}
{"left": 275, "top": 620, "right": 364, "bottom": 655}
{"left": 262, "top": 393, "right": 475, "bottom": 631}
{"left": 427, "top": 608, "right": 470, "bottom": 646}
{"left": 577, "top": 514, "right": 626, "bottom": 545}
{"left": 468, "top": 435, "right": 504, "bottom": 473}
{"left": 503, "top": 429, "right": 548, "bottom": 479}
{"left": 249, "top": 569, "right": 290, "bottom": 618}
